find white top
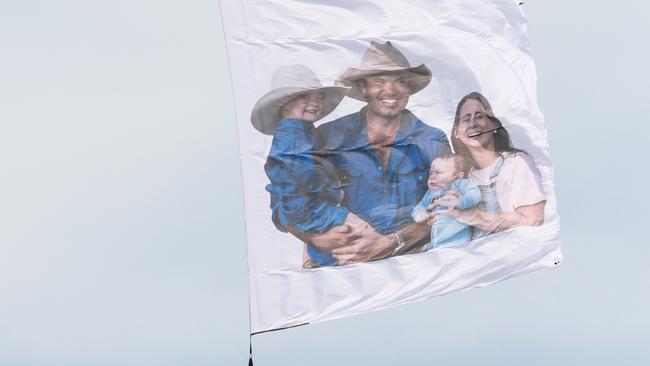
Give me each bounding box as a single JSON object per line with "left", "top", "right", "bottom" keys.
{"left": 469, "top": 152, "right": 546, "bottom": 212}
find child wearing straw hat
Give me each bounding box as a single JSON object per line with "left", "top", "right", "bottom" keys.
{"left": 251, "top": 64, "right": 351, "bottom": 267}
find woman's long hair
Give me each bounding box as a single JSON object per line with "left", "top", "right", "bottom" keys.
{"left": 451, "top": 92, "right": 524, "bottom": 173}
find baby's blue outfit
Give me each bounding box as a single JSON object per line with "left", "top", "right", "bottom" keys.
{"left": 411, "top": 178, "right": 481, "bottom": 250}
{"left": 265, "top": 118, "right": 348, "bottom": 266}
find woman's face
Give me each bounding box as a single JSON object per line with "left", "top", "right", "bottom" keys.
{"left": 455, "top": 98, "right": 497, "bottom": 150}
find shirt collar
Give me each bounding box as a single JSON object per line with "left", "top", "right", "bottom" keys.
{"left": 357, "top": 107, "right": 419, "bottom": 145}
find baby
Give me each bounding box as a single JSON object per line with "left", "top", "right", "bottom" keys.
{"left": 251, "top": 65, "right": 350, "bottom": 267}
{"left": 411, "top": 154, "right": 481, "bottom": 250}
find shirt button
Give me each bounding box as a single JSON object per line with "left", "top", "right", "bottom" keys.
{"left": 378, "top": 166, "right": 383, "bottom": 171}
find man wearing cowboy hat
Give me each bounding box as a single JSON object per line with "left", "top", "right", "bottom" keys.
{"left": 285, "top": 41, "right": 451, "bottom": 265}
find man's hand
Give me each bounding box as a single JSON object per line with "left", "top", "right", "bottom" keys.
{"left": 290, "top": 212, "right": 432, "bottom": 266}
{"left": 307, "top": 223, "right": 362, "bottom": 252}
{"left": 291, "top": 212, "right": 368, "bottom": 253}
{"left": 303, "top": 212, "right": 394, "bottom": 265}
{"left": 330, "top": 228, "right": 395, "bottom": 265}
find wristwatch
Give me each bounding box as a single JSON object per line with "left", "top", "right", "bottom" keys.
{"left": 392, "top": 232, "right": 406, "bottom": 255}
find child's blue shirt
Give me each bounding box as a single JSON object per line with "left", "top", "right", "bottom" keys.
{"left": 411, "top": 178, "right": 481, "bottom": 249}
{"left": 265, "top": 118, "right": 349, "bottom": 266}
{"left": 265, "top": 118, "right": 349, "bottom": 234}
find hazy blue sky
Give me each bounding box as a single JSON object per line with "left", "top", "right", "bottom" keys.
{"left": 1, "top": 1, "right": 648, "bottom": 365}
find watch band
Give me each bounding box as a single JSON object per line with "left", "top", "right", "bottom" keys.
{"left": 392, "top": 232, "right": 406, "bottom": 255}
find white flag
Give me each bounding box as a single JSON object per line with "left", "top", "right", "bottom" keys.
{"left": 219, "top": 0, "right": 562, "bottom": 334}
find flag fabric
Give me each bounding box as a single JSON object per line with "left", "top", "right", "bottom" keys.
{"left": 219, "top": 0, "right": 562, "bottom": 334}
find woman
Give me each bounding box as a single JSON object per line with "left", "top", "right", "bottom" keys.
{"left": 436, "top": 92, "right": 546, "bottom": 239}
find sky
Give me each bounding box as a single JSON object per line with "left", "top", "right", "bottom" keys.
{"left": 0, "top": 1, "right": 648, "bottom": 365}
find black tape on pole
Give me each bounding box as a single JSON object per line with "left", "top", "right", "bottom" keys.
{"left": 248, "top": 338, "right": 253, "bottom": 366}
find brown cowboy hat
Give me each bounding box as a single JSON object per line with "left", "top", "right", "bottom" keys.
{"left": 251, "top": 65, "right": 350, "bottom": 135}
{"left": 336, "top": 41, "right": 432, "bottom": 101}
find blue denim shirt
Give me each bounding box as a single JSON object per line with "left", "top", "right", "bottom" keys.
{"left": 265, "top": 118, "right": 349, "bottom": 234}
{"left": 317, "top": 108, "right": 451, "bottom": 235}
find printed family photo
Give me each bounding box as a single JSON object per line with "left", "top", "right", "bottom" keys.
{"left": 251, "top": 41, "right": 547, "bottom": 269}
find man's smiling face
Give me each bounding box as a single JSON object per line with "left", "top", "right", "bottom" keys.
{"left": 359, "top": 73, "right": 411, "bottom": 119}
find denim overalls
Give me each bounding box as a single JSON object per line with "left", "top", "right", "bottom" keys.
{"left": 471, "top": 156, "right": 505, "bottom": 240}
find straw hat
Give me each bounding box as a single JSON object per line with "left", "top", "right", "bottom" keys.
{"left": 336, "top": 41, "right": 432, "bottom": 101}
{"left": 251, "top": 65, "right": 350, "bottom": 135}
